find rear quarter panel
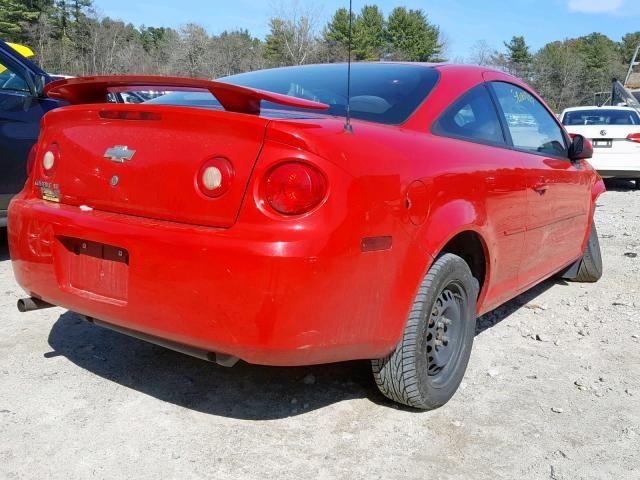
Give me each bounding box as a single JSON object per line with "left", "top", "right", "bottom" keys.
{"left": 266, "top": 66, "right": 527, "bottom": 345}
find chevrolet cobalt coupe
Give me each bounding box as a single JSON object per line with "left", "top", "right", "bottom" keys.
{"left": 9, "top": 64, "right": 604, "bottom": 409}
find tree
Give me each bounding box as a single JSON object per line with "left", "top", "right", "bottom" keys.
{"left": 620, "top": 32, "right": 640, "bottom": 65}
{"left": 264, "top": 5, "right": 318, "bottom": 66}
{"left": 467, "top": 39, "right": 494, "bottom": 66}
{"left": 0, "top": 0, "right": 42, "bottom": 41}
{"left": 504, "top": 36, "right": 531, "bottom": 64}
{"left": 386, "top": 7, "right": 442, "bottom": 61}
{"left": 532, "top": 39, "right": 584, "bottom": 111}
{"left": 576, "top": 32, "right": 626, "bottom": 101}
{"left": 323, "top": 7, "right": 352, "bottom": 46}
{"left": 502, "top": 35, "right": 532, "bottom": 78}
{"left": 213, "top": 29, "right": 264, "bottom": 76}
{"left": 139, "top": 26, "right": 168, "bottom": 52}
{"left": 352, "top": 5, "right": 385, "bottom": 60}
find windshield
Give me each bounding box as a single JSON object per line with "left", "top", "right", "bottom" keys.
{"left": 147, "top": 64, "right": 440, "bottom": 125}
{"left": 562, "top": 109, "right": 640, "bottom": 126}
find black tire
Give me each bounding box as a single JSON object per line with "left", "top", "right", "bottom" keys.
{"left": 372, "top": 253, "right": 478, "bottom": 410}
{"left": 572, "top": 221, "right": 603, "bottom": 282}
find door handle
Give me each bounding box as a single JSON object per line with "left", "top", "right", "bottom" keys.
{"left": 532, "top": 181, "right": 548, "bottom": 194}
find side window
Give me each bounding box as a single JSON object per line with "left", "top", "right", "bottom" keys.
{"left": 0, "top": 62, "right": 30, "bottom": 94}
{"left": 432, "top": 84, "right": 505, "bottom": 146}
{"left": 491, "top": 82, "right": 567, "bottom": 158}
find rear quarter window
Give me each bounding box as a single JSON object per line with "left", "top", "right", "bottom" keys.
{"left": 431, "top": 84, "right": 506, "bottom": 146}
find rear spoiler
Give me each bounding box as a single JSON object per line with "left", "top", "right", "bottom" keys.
{"left": 44, "top": 75, "right": 329, "bottom": 115}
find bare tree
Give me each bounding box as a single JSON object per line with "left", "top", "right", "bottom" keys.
{"left": 467, "top": 40, "right": 495, "bottom": 66}
{"left": 265, "top": 1, "right": 321, "bottom": 66}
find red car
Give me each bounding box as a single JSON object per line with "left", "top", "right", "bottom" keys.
{"left": 8, "top": 64, "right": 604, "bottom": 410}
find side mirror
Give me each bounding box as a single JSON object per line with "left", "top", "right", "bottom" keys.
{"left": 569, "top": 134, "right": 593, "bottom": 161}
{"left": 33, "top": 74, "right": 46, "bottom": 97}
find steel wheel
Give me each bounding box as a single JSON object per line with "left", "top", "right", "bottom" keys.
{"left": 426, "top": 283, "right": 466, "bottom": 384}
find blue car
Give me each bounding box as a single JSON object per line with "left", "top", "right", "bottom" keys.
{"left": 0, "top": 41, "right": 66, "bottom": 227}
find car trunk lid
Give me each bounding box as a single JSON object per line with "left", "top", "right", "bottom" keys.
{"left": 36, "top": 105, "right": 269, "bottom": 227}
{"left": 33, "top": 76, "right": 329, "bottom": 228}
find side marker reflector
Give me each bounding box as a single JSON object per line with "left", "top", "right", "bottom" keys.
{"left": 361, "top": 236, "right": 392, "bottom": 252}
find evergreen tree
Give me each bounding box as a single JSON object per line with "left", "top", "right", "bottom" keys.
{"left": 352, "top": 5, "right": 385, "bottom": 60}
{"left": 386, "top": 7, "right": 442, "bottom": 61}
{"left": 323, "top": 7, "right": 352, "bottom": 46}
{"left": 0, "top": 0, "right": 42, "bottom": 41}
{"left": 504, "top": 36, "right": 532, "bottom": 65}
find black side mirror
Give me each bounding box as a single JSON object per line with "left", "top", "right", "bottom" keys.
{"left": 569, "top": 134, "right": 593, "bottom": 161}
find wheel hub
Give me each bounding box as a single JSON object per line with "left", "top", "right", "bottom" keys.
{"left": 426, "top": 286, "right": 463, "bottom": 376}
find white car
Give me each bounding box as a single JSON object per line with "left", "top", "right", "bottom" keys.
{"left": 560, "top": 106, "right": 640, "bottom": 188}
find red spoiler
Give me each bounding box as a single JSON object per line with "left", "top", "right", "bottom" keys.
{"left": 44, "top": 75, "right": 329, "bottom": 114}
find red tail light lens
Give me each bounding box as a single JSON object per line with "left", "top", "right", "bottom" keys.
{"left": 627, "top": 133, "right": 640, "bottom": 143}
{"left": 197, "top": 157, "right": 234, "bottom": 198}
{"left": 26, "top": 144, "right": 38, "bottom": 177}
{"left": 263, "top": 162, "right": 327, "bottom": 215}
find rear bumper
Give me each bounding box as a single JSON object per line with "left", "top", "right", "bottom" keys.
{"left": 8, "top": 197, "right": 405, "bottom": 366}
{"left": 595, "top": 170, "right": 640, "bottom": 179}
{"left": 589, "top": 151, "right": 640, "bottom": 178}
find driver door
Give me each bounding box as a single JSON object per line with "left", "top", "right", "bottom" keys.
{"left": 488, "top": 81, "right": 591, "bottom": 287}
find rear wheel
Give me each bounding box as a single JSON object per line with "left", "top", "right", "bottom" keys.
{"left": 372, "top": 253, "right": 477, "bottom": 410}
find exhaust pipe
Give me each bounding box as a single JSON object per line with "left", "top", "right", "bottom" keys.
{"left": 17, "top": 297, "right": 55, "bottom": 312}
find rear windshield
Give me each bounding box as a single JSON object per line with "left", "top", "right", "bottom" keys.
{"left": 147, "top": 64, "right": 440, "bottom": 125}
{"left": 562, "top": 109, "right": 640, "bottom": 126}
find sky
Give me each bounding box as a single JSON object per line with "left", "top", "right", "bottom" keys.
{"left": 92, "top": 0, "right": 640, "bottom": 60}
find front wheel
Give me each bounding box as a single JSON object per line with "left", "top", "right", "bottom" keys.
{"left": 372, "top": 253, "right": 478, "bottom": 410}
{"left": 565, "top": 220, "right": 603, "bottom": 283}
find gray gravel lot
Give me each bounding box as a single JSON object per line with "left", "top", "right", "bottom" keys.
{"left": 1, "top": 181, "right": 639, "bottom": 480}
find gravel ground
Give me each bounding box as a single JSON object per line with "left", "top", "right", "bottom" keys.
{"left": 1, "top": 181, "right": 639, "bottom": 480}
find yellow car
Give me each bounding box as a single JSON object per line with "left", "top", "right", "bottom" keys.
{"left": 0, "top": 43, "right": 35, "bottom": 74}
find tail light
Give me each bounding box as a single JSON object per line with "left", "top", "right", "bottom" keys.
{"left": 26, "top": 144, "right": 38, "bottom": 177}
{"left": 197, "top": 157, "right": 234, "bottom": 198}
{"left": 627, "top": 133, "right": 640, "bottom": 143}
{"left": 263, "top": 162, "right": 327, "bottom": 215}
{"left": 41, "top": 144, "right": 60, "bottom": 177}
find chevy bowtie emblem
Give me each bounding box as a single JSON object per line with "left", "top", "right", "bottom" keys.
{"left": 104, "top": 145, "right": 136, "bottom": 163}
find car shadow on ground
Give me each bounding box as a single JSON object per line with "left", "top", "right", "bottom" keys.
{"left": 0, "top": 228, "right": 8, "bottom": 261}
{"left": 45, "top": 277, "right": 562, "bottom": 419}
{"left": 603, "top": 178, "right": 639, "bottom": 192}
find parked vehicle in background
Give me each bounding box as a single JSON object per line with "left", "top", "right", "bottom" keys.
{"left": 561, "top": 106, "right": 640, "bottom": 188}
{"left": 9, "top": 64, "right": 605, "bottom": 409}
{"left": 0, "top": 40, "right": 68, "bottom": 227}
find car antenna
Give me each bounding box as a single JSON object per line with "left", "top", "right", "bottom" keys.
{"left": 344, "top": 0, "right": 354, "bottom": 133}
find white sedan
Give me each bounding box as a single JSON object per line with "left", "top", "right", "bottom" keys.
{"left": 560, "top": 106, "right": 640, "bottom": 188}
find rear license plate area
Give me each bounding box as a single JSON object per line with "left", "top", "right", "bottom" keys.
{"left": 592, "top": 139, "right": 612, "bottom": 148}
{"left": 57, "top": 237, "right": 129, "bottom": 303}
